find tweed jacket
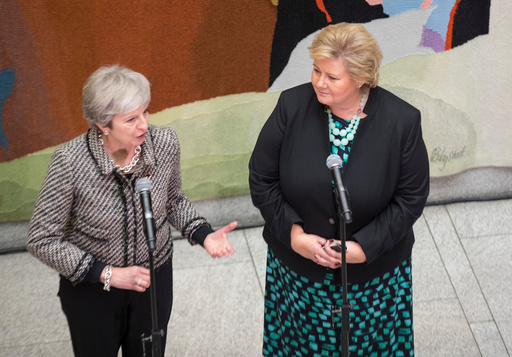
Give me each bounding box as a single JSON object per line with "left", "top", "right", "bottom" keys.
{"left": 28, "top": 125, "right": 212, "bottom": 284}
{"left": 249, "top": 83, "right": 429, "bottom": 283}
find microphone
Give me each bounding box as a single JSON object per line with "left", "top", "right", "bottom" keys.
{"left": 135, "top": 177, "right": 157, "bottom": 251}
{"left": 326, "top": 154, "right": 352, "bottom": 223}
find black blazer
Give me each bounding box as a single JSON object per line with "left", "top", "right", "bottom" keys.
{"left": 249, "top": 83, "right": 429, "bottom": 283}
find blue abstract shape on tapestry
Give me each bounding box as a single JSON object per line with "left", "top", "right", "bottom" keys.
{"left": 0, "top": 68, "right": 15, "bottom": 152}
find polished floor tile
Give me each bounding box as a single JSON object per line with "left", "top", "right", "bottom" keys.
{"left": 1, "top": 198, "right": 511, "bottom": 356}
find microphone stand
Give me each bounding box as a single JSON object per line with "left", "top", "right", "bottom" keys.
{"left": 331, "top": 185, "right": 353, "bottom": 357}
{"left": 139, "top": 191, "right": 164, "bottom": 357}
{"left": 140, "top": 233, "right": 164, "bottom": 357}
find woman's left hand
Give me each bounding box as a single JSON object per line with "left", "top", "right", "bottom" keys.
{"left": 203, "top": 221, "right": 238, "bottom": 258}
{"left": 316, "top": 240, "right": 367, "bottom": 268}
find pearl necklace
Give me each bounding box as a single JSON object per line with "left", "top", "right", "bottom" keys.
{"left": 326, "top": 90, "right": 367, "bottom": 147}
{"left": 99, "top": 133, "right": 142, "bottom": 173}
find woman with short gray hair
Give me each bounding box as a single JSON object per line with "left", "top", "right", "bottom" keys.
{"left": 28, "top": 65, "right": 237, "bottom": 357}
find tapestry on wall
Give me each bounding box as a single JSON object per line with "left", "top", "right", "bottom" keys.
{"left": 0, "top": 0, "right": 509, "bottom": 222}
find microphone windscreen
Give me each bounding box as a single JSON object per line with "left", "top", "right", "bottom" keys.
{"left": 326, "top": 154, "right": 343, "bottom": 169}
{"left": 135, "top": 177, "right": 153, "bottom": 193}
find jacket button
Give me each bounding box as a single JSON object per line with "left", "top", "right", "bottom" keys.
{"left": 329, "top": 218, "right": 335, "bottom": 225}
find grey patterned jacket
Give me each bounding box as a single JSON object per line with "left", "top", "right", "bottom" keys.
{"left": 28, "top": 124, "right": 212, "bottom": 284}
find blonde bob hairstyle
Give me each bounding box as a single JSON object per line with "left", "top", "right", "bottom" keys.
{"left": 309, "top": 22, "right": 383, "bottom": 88}
{"left": 82, "top": 65, "right": 151, "bottom": 128}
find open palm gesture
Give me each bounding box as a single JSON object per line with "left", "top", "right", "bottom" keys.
{"left": 203, "top": 221, "right": 238, "bottom": 258}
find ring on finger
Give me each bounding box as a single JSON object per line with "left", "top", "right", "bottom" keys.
{"left": 137, "top": 278, "right": 142, "bottom": 286}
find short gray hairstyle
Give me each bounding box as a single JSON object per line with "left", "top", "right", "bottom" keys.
{"left": 82, "top": 65, "right": 151, "bottom": 127}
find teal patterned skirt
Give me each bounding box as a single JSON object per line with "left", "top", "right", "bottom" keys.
{"left": 263, "top": 248, "right": 414, "bottom": 356}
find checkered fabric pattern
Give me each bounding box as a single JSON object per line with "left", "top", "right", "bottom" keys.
{"left": 28, "top": 125, "right": 209, "bottom": 283}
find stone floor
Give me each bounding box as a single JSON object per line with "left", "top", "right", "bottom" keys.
{"left": 1, "top": 198, "right": 511, "bottom": 356}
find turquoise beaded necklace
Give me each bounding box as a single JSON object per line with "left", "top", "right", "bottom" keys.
{"left": 326, "top": 90, "right": 367, "bottom": 148}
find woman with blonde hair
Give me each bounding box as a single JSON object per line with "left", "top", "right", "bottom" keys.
{"left": 250, "top": 23, "right": 429, "bottom": 356}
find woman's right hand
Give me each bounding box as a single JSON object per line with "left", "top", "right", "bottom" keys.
{"left": 290, "top": 224, "right": 328, "bottom": 263}
{"left": 100, "top": 265, "right": 151, "bottom": 292}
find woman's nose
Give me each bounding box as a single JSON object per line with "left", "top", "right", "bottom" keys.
{"left": 138, "top": 115, "right": 148, "bottom": 129}
{"left": 316, "top": 75, "right": 326, "bottom": 88}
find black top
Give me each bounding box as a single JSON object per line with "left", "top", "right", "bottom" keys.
{"left": 249, "top": 83, "right": 429, "bottom": 283}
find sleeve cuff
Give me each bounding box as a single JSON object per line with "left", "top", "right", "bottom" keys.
{"left": 84, "top": 260, "right": 107, "bottom": 283}
{"left": 192, "top": 224, "right": 215, "bottom": 246}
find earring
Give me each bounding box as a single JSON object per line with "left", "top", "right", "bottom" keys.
{"left": 358, "top": 84, "right": 362, "bottom": 88}
{"left": 103, "top": 131, "right": 109, "bottom": 135}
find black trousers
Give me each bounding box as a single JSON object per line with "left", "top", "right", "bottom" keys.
{"left": 58, "top": 260, "right": 173, "bottom": 357}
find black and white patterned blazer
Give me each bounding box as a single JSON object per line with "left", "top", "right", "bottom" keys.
{"left": 28, "top": 124, "right": 211, "bottom": 284}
